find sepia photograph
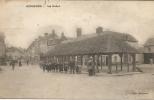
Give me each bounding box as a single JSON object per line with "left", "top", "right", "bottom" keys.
{"left": 0, "top": 0, "right": 154, "bottom": 100}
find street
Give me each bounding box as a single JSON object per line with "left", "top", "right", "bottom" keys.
{"left": 0, "top": 64, "right": 154, "bottom": 100}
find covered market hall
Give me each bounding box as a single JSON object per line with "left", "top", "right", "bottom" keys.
{"left": 42, "top": 29, "right": 139, "bottom": 74}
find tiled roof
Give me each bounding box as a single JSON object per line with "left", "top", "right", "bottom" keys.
{"left": 47, "top": 31, "right": 138, "bottom": 56}
{"left": 144, "top": 38, "right": 154, "bottom": 46}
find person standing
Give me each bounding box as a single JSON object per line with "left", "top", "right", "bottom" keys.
{"left": 150, "top": 58, "right": 153, "bottom": 65}
{"left": 11, "top": 60, "right": 16, "bottom": 71}
{"left": 55, "top": 62, "right": 59, "bottom": 72}
{"left": 43, "top": 63, "right": 46, "bottom": 72}
{"left": 87, "top": 57, "right": 95, "bottom": 76}
{"left": 64, "top": 61, "right": 68, "bottom": 73}
{"left": 19, "top": 60, "right": 22, "bottom": 67}
{"left": 27, "top": 60, "right": 29, "bottom": 66}
{"left": 76, "top": 65, "right": 79, "bottom": 74}
{"left": 69, "top": 59, "right": 75, "bottom": 74}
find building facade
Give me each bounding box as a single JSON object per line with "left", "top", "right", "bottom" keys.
{"left": 0, "top": 33, "right": 6, "bottom": 65}
{"left": 144, "top": 38, "right": 154, "bottom": 64}
{"left": 26, "top": 30, "right": 67, "bottom": 64}
{"left": 6, "top": 47, "right": 26, "bottom": 63}
{"left": 46, "top": 27, "right": 139, "bottom": 73}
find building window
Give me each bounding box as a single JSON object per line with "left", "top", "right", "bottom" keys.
{"left": 47, "top": 39, "right": 57, "bottom": 46}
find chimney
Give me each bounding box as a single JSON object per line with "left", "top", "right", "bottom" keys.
{"left": 96, "top": 26, "right": 103, "bottom": 35}
{"left": 76, "top": 28, "right": 82, "bottom": 38}
{"left": 52, "top": 29, "right": 55, "bottom": 34}
{"left": 61, "top": 32, "right": 67, "bottom": 40}
{"left": 44, "top": 33, "right": 48, "bottom": 36}
{"left": 51, "top": 29, "right": 57, "bottom": 39}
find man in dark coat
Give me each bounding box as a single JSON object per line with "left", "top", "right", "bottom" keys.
{"left": 55, "top": 62, "right": 59, "bottom": 72}
{"left": 11, "top": 60, "right": 16, "bottom": 71}
{"left": 42, "top": 63, "right": 46, "bottom": 72}
{"left": 69, "top": 59, "right": 75, "bottom": 74}
{"left": 87, "top": 57, "right": 95, "bottom": 76}
{"left": 19, "top": 60, "right": 22, "bottom": 67}
{"left": 64, "top": 61, "right": 68, "bottom": 73}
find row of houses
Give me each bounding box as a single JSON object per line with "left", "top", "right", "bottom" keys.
{"left": 26, "top": 26, "right": 154, "bottom": 72}
{"left": 6, "top": 47, "right": 26, "bottom": 62}
{"left": 0, "top": 33, "right": 27, "bottom": 65}
{"left": 144, "top": 38, "right": 154, "bottom": 64}
{"left": 26, "top": 30, "right": 68, "bottom": 64}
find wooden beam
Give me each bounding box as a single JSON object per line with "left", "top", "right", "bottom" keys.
{"left": 119, "top": 53, "right": 123, "bottom": 71}
{"left": 115, "top": 63, "right": 118, "bottom": 73}
{"left": 108, "top": 54, "right": 112, "bottom": 74}
{"left": 76, "top": 56, "right": 78, "bottom": 66}
{"left": 101, "top": 55, "right": 103, "bottom": 70}
{"left": 97, "top": 55, "right": 100, "bottom": 73}
{"left": 127, "top": 54, "right": 130, "bottom": 72}
{"left": 92, "top": 55, "right": 96, "bottom": 75}
{"left": 132, "top": 54, "right": 136, "bottom": 72}
{"left": 81, "top": 55, "right": 83, "bottom": 66}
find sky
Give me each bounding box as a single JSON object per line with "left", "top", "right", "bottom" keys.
{"left": 0, "top": 0, "right": 154, "bottom": 48}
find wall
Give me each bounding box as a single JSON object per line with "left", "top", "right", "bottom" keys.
{"left": 144, "top": 46, "right": 154, "bottom": 53}
{"left": 0, "top": 42, "right": 5, "bottom": 58}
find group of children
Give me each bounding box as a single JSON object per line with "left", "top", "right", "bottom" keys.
{"left": 39, "top": 61, "right": 81, "bottom": 74}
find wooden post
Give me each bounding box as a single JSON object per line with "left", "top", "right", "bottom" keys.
{"left": 132, "top": 54, "right": 136, "bottom": 72}
{"left": 92, "top": 55, "right": 96, "bottom": 75}
{"left": 127, "top": 54, "right": 130, "bottom": 72}
{"left": 108, "top": 54, "right": 112, "bottom": 74}
{"left": 119, "top": 53, "right": 123, "bottom": 71}
{"left": 101, "top": 55, "right": 103, "bottom": 70}
{"left": 62, "top": 56, "right": 64, "bottom": 67}
{"left": 80, "top": 55, "right": 83, "bottom": 66}
{"left": 58, "top": 56, "right": 61, "bottom": 64}
{"left": 115, "top": 63, "right": 118, "bottom": 72}
{"left": 76, "top": 56, "right": 78, "bottom": 66}
{"left": 56, "top": 56, "right": 58, "bottom": 63}
{"left": 95, "top": 55, "right": 99, "bottom": 73}
{"left": 65, "top": 56, "right": 66, "bottom": 62}
{"left": 60, "top": 56, "right": 62, "bottom": 63}
{"left": 114, "top": 54, "right": 118, "bottom": 73}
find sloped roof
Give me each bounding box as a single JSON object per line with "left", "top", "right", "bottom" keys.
{"left": 137, "top": 46, "right": 144, "bottom": 53}
{"left": 6, "top": 47, "right": 25, "bottom": 54}
{"left": 47, "top": 31, "right": 138, "bottom": 56}
{"left": 0, "top": 33, "right": 5, "bottom": 42}
{"left": 144, "top": 38, "right": 154, "bottom": 46}
{"left": 62, "top": 31, "right": 137, "bottom": 44}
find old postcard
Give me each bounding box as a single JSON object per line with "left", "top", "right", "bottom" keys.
{"left": 0, "top": 0, "right": 154, "bottom": 100}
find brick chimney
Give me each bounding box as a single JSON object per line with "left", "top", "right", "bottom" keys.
{"left": 76, "top": 28, "right": 82, "bottom": 38}
{"left": 96, "top": 26, "right": 103, "bottom": 35}
{"left": 44, "top": 33, "right": 48, "bottom": 36}
{"left": 61, "top": 32, "right": 67, "bottom": 41}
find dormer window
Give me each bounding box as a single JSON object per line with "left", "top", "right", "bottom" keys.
{"left": 47, "top": 39, "right": 58, "bottom": 46}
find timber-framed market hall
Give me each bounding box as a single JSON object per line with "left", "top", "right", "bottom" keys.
{"left": 41, "top": 27, "right": 139, "bottom": 74}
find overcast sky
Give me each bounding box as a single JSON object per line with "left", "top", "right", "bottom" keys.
{"left": 0, "top": 0, "right": 154, "bottom": 48}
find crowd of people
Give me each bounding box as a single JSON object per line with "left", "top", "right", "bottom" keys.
{"left": 40, "top": 59, "right": 81, "bottom": 74}
{"left": 39, "top": 57, "right": 96, "bottom": 76}
{"left": 9, "top": 60, "right": 22, "bottom": 70}
{"left": 8, "top": 57, "right": 96, "bottom": 76}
